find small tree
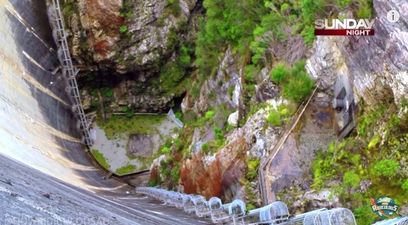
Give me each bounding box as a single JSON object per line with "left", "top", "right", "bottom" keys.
{"left": 270, "top": 63, "right": 289, "bottom": 85}
{"left": 282, "top": 71, "right": 314, "bottom": 102}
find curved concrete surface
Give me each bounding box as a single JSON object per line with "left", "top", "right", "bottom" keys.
{"left": 0, "top": 0, "right": 208, "bottom": 224}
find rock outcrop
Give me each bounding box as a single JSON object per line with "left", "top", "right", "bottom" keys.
{"left": 307, "top": 0, "right": 408, "bottom": 106}
{"left": 180, "top": 138, "right": 248, "bottom": 199}
{"left": 74, "top": 0, "right": 123, "bottom": 63}
{"left": 65, "top": 0, "right": 199, "bottom": 73}
{"left": 182, "top": 47, "right": 242, "bottom": 114}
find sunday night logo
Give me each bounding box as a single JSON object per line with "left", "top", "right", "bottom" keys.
{"left": 370, "top": 197, "right": 399, "bottom": 219}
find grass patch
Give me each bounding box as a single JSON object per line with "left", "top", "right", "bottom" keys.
{"left": 98, "top": 115, "right": 165, "bottom": 140}
{"left": 91, "top": 149, "right": 110, "bottom": 170}
{"left": 115, "top": 164, "right": 136, "bottom": 176}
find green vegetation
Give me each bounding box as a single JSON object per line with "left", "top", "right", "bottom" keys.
{"left": 119, "top": 25, "right": 128, "bottom": 33}
{"left": 199, "top": 127, "right": 227, "bottom": 155}
{"left": 270, "top": 63, "right": 290, "bottom": 85}
{"left": 205, "top": 110, "right": 216, "bottom": 120}
{"left": 120, "top": 1, "right": 134, "bottom": 19}
{"left": 166, "top": 0, "right": 181, "bottom": 16}
{"left": 269, "top": 60, "right": 314, "bottom": 103}
{"left": 266, "top": 110, "right": 282, "bottom": 126}
{"left": 311, "top": 102, "right": 408, "bottom": 225}
{"left": 372, "top": 159, "right": 399, "bottom": 178}
{"left": 283, "top": 72, "right": 314, "bottom": 103}
{"left": 195, "top": 0, "right": 266, "bottom": 77}
{"left": 246, "top": 158, "right": 260, "bottom": 181}
{"left": 97, "top": 115, "right": 165, "bottom": 140}
{"left": 402, "top": 179, "right": 408, "bottom": 193}
{"left": 343, "top": 171, "right": 361, "bottom": 189}
{"left": 91, "top": 149, "right": 110, "bottom": 170}
{"left": 62, "top": 0, "right": 77, "bottom": 18}
{"left": 115, "top": 164, "right": 136, "bottom": 175}
{"left": 242, "top": 157, "right": 261, "bottom": 211}
{"left": 159, "top": 44, "right": 193, "bottom": 95}
{"left": 100, "top": 87, "right": 114, "bottom": 99}
{"left": 170, "top": 164, "right": 180, "bottom": 183}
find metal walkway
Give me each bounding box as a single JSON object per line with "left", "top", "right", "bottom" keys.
{"left": 48, "top": 0, "right": 93, "bottom": 147}
{"left": 136, "top": 187, "right": 358, "bottom": 225}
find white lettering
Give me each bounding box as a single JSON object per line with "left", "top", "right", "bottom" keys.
{"left": 316, "top": 19, "right": 375, "bottom": 29}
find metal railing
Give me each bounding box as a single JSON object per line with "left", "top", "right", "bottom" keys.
{"left": 48, "top": 0, "right": 93, "bottom": 147}
{"left": 372, "top": 217, "right": 408, "bottom": 225}
{"left": 135, "top": 187, "right": 360, "bottom": 225}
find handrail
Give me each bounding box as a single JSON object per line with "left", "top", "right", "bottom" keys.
{"left": 135, "top": 187, "right": 359, "bottom": 225}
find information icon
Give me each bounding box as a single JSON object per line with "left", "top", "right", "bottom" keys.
{"left": 387, "top": 10, "right": 400, "bottom": 23}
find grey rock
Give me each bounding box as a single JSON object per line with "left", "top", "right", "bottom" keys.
{"left": 307, "top": 0, "right": 408, "bottom": 106}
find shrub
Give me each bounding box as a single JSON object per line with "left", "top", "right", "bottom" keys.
{"left": 301, "top": 0, "right": 325, "bottom": 24}
{"left": 343, "top": 171, "right": 361, "bottom": 189}
{"left": 372, "top": 159, "right": 399, "bottom": 177}
{"left": 170, "top": 165, "right": 180, "bottom": 182}
{"left": 214, "top": 127, "right": 224, "bottom": 141}
{"left": 354, "top": 205, "right": 377, "bottom": 225}
{"left": 402, "top": 179, "right": 408, "bottom": 193}
{"left": 282, "top": 71, "right": 314, "bottom": 102}
{"left": 201, "top": 143, "right": 210, "bottom": 154}
{"left": 356, "top": 1, "right": 373, "bottom": 18}
{"left": 62, "top": 1, "right": 77, "bottom": 18}
{"left": 250, "top": 40, "right": 268, "bottom": 64}
{"left": 357, "top": 106, "right": 386, "bottom": 137}
{"left": 205, "top": 110, "right": 216, "bottom": 120}
{"left": 336, "top": 0, "right": 352, "bottom": 8}
{"left": 246, "top": 158, "right": 260, "bottom": 181}
{"left": 160, "top": 146, "right": 171, "bottom": 154}
{"left": 245, "top": 65, "right": 259, "bottom": 83}
{"left": 269, "top": 60, "right": 314, "bottom": 103}
{"left": 280, "top": 3, "right": 290, "bottom": 13}
{"left": 301, "top": 25, "right": 315, "bottom": 46}
{"left": 267, "top": 110, "right": 282, "bottom": 126}
{"left": 100, "top": 87, "right": 114, "bottom": 99}
{"left": 167, "top": 0, "right": 181, "bottom": 16}
{"left": 367, "top": 135, "right": 381, "bottom": 149}
{"left": 119, "top": 25, "right": 128, "bottom": 33}
{"left": 270, "top": 63, "right": 290, "bottom": 84}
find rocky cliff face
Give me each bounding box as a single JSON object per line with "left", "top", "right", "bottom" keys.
{"left": 307, "top": 0, "right": 408, "bottom": 107}
{"left": 56, "top": 0, "right": 407, "bottom": 212}
{"left": 65, "top": 0, "right": 198, "bottom": 73}
{"left": 61, "top": 0, "right": 200, "bottom": 112}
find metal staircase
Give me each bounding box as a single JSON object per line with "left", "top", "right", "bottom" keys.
{"left": 49, "top": 0, "right": 93, "bottom": 147}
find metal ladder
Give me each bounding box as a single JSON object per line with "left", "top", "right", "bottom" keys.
{"left": 49, "top": 0, "right": 93, "bottom": 147}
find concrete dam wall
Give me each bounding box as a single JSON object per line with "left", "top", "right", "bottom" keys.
{"left": 0, "top": 0, "right": 205, "bottom": 224}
